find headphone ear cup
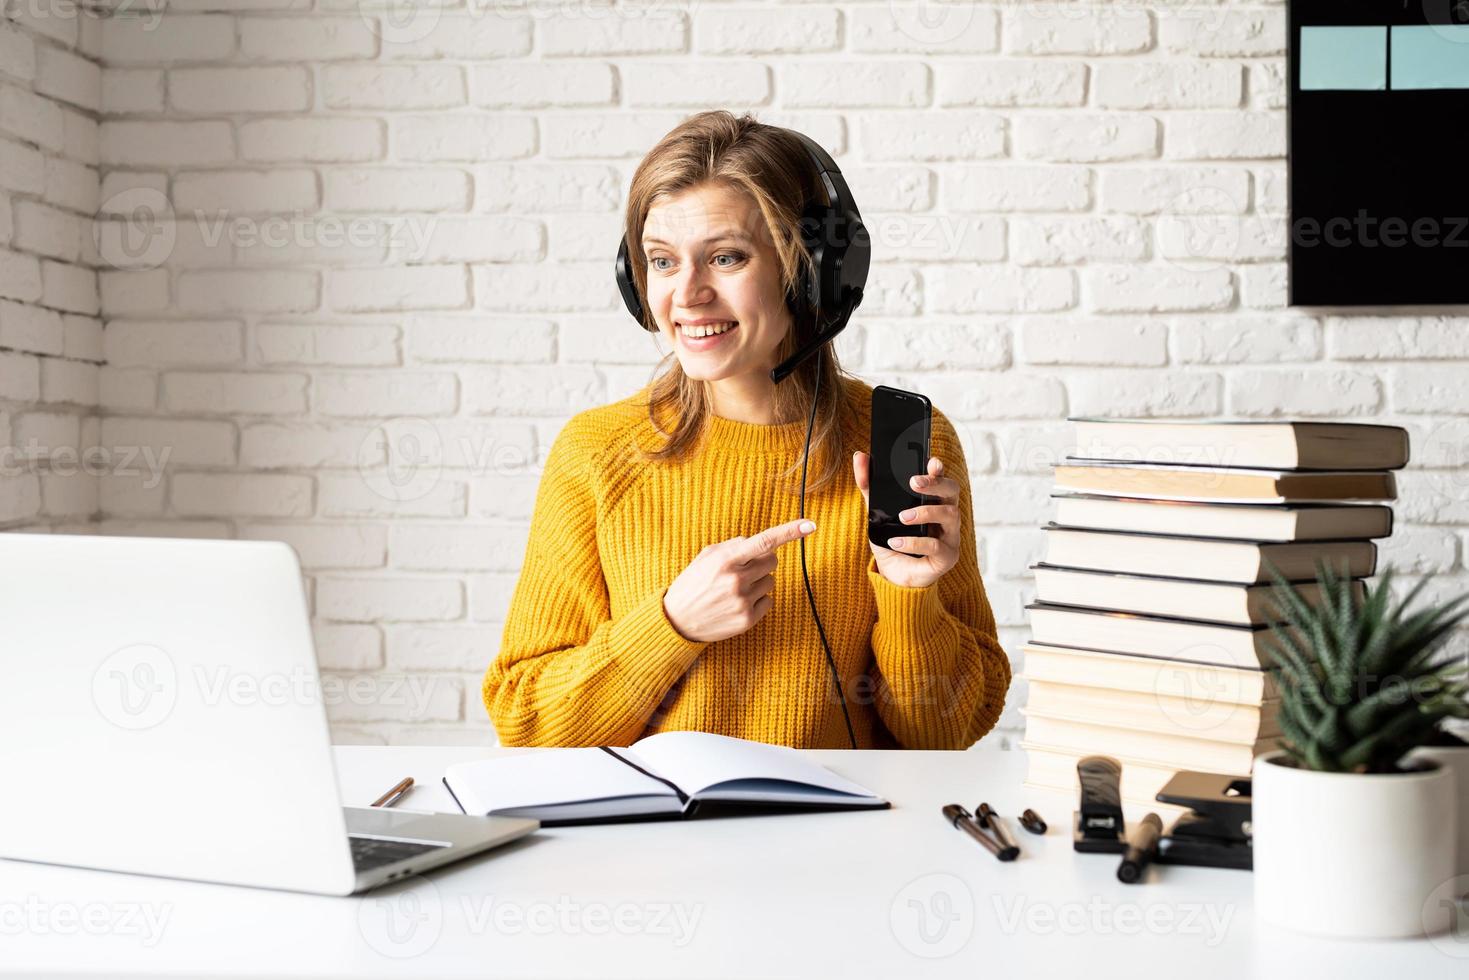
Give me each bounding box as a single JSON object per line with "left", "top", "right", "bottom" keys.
{"left": 796, "top": 199, "right": 829, "bottom": 316}
{"left": 615, "top": 236, "right": 651, "bottom": 330}
{"left": 838, "top": 213, "right": 871, "bottom": 298}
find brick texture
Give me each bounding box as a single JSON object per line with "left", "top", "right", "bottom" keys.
{"left": 0, "top": 3, "right": 1461, "bottom": 749}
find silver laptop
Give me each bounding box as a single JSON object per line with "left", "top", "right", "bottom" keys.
{"left": 0, "top": 532, "right": 538, "bottom": 895}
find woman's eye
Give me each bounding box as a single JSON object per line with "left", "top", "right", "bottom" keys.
{"left": 650, "top": 253, "right": 742, "bottom": 271}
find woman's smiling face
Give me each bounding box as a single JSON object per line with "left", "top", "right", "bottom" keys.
{"left": 641, "top": 181, "right": 792, "bottom": 383}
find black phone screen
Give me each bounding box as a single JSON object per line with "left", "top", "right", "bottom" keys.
{"left": 869, "top": 385, "right": 932, "bottom": 552}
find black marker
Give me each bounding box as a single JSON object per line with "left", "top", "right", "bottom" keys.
{"left": 975, "top": 803, "right": 1019, "bottom": 854}
{"left": 942, "top": 804, "right": 1018, "bottom": 861}
{"left": 1117, "top": 813, "right": 1163, "bottom": 883}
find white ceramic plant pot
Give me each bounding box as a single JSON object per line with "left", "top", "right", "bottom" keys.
{"left": 1253, "top": 749, "right": 1458, "bottom": 938}
{"left": 1407, "top": 743, "right": 1469, "bottom": 889}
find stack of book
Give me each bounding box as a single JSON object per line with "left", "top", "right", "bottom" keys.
{"left": 1020, "top": 418, "right": 1409, "bottom": 809}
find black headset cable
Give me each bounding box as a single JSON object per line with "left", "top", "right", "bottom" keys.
{"left": 795, "top": 349, "right": 858, "bottom": 750}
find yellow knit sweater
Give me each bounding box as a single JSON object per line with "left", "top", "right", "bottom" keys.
{"left": 482, "top": 375, "right": 1010, "bottom": 750}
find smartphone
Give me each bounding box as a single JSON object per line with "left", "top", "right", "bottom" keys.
{"left": 868, "top": 385, "right": 933, "bottom": 554}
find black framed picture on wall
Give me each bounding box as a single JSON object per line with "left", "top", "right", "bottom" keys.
{"left": 1289, "top": 0, "right": 1469, "bottom": 306}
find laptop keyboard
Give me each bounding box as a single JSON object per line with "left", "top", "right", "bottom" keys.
{"left": 349, "top": 835, "right": 448, "bottom": 873}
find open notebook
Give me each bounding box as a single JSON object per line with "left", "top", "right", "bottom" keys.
{"left": 442, "top": 731, "right": 890, "bottom": 825}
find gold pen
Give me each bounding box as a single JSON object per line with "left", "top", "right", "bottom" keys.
{"left": 371, "top": 776, "right": 414, "bottom": 808}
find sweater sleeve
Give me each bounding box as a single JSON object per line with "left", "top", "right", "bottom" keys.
{"left": 864, "top": 411, "right": 1011, "bottom": 750}
{"left": 481, "top": 416, "right": 708, "bottom": 747}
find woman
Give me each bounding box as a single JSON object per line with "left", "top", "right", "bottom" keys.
{"left": 482, "top": 110, "right": 1010, "bottom": 750}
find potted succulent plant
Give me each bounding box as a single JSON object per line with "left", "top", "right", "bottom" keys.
{"left": 1252, "top": 562, "right": 1469, "bottom": 938}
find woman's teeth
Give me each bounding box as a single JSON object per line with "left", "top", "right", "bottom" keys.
{"left": 680, "top": 321, "right": 737, "bottom": 338}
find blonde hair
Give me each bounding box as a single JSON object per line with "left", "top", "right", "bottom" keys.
{"left": 622, "top": 109, "right": 863, "bottom": 497}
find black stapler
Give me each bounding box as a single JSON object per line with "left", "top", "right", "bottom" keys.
{"left": 1072, "top": 755, "right": 1128, "bottom": 854}
{"left": 1153, "top": 771, "right": 1253, "bottom": 871}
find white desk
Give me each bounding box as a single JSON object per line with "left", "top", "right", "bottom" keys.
{"left": 2, "top": 742, "right": 1463, "bottom": 978}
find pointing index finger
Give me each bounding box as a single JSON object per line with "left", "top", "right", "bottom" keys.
{"left": 736, "top": 518, "right": 817, "bottom": 563}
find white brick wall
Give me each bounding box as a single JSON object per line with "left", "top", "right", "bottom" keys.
{"left": 0, "top": 3, "right": 101, "bottom": 529}
{"left": 3, "top": 1, "right": 1467, "bottom": 750}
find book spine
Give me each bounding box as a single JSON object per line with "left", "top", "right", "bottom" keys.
{"left": 599, "top": 746, "right": 689, "bottom": 806}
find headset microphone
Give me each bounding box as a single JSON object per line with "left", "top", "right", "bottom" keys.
{"left": 615, "top": 126, "right": 870, "bottom": 749}
{"left": 769, "top": 287, "right": 862, "bottom": 384}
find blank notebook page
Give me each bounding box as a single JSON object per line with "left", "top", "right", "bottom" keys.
{"left": 622, "top": 731, "right": 879, "bottom": 799}
{"left": 446, "top": 748, "right": 674, "bottom": 814}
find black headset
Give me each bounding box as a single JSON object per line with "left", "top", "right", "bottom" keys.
{"left": 614, "top": 128, "right": 871, "bottom": 383}
{"left": 612, "top": 126, "right": 871, "bottom": 749}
